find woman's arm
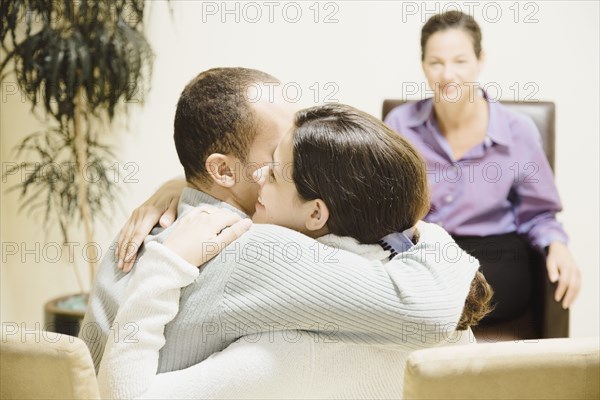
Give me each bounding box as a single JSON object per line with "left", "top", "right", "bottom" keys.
{"left": 512, "top": 118, "right": 568, "bottom": 249}
{"left": 97, "top": 207, "right": 252, "bottom": 399}
{"left": 545, "top": 241, "right": 581, "bottom": 309}
{"left": 513, "top": 118, "right": 581, "bottom": 308}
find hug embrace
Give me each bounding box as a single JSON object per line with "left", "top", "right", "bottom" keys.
{"left": 81, "top": 68, "right": 490, "bottom": 398}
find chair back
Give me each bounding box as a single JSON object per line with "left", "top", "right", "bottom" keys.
{"left": 1, "top": 328, "right": 100, "bottom": 399}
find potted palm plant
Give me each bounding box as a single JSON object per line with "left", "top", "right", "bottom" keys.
{"left": 1, "top": 0, "right": 155, "bottom": 335}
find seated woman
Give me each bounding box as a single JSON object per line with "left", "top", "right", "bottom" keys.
{"left": 384, "top": 11, "right": 580, "bottom": 333}
{"left": 98, "top": 104, "right": 491, "bottom": 399}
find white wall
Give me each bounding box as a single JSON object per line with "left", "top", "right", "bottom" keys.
{"left": 2, "top": 1, "right": 598, "bottom": 337}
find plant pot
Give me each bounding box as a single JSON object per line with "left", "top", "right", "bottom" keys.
{"left": 44, "top": 293, "right": 88, "bottom": 337}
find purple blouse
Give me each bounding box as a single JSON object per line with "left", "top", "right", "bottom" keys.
{"left": 384, "top": 97, "right": 568, "bottom": 251}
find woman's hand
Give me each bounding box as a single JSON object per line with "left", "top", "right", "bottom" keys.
{"left": 546, "top": 241, "right": 581, "bottom": 309}
{"left": 164, "top": 205, "right": 252, "bottom": 266}
{"left": 117, "top": 179, "right": 187, "bottom": 272}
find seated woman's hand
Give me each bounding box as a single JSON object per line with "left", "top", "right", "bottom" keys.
{"left": 546, "top": 241, "right": 581, "bottom": 309}
{"left": 117, "top": 178, "right": 187, "bottom": 272}
{"left": 164, "top": 205, "right": 252, "bottom": 267}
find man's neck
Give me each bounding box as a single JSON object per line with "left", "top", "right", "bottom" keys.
{"left": 187, "top": 180, "right": 249, "bottom": 216}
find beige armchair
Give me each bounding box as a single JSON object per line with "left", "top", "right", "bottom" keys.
{"left": 1, "top": 328, "right": 100, "bottom": 399}
{"left": 403, "top": 337, "right": 599, "bottom": 400}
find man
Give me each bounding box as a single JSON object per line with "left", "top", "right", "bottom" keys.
{"left": 82, "top": 68, "right": 477, "bottom": 392}
{"left": 81, "top": 67, "right": 295, "bottom": 370}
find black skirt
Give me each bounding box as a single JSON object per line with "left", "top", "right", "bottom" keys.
{"left": 453, "top": 232, "right": 544, "bottom": 323}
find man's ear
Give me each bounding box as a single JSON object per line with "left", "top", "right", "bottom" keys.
{"left": 205, "top": 153, "right": 238, "bottom": 188}
{"left": 305, "top": 199, "right": 329, "bottom": 232}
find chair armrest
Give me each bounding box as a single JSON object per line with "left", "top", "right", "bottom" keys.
{"left": 404, "top": 337, "right": 599, "bottom": 400}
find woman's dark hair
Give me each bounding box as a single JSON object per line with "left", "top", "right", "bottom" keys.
{"left": 291, "top": 103, "right": 430, "bottom": 244}
{"left": 421, "top": 11, "right": 482, "bottom": 60}
{"left": 291, "top": 103, "right": 492, "bottom": 330}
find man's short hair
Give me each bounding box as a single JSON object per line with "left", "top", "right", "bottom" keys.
{"left": 174, "top": 67, "right": 279, "bottom": 184}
